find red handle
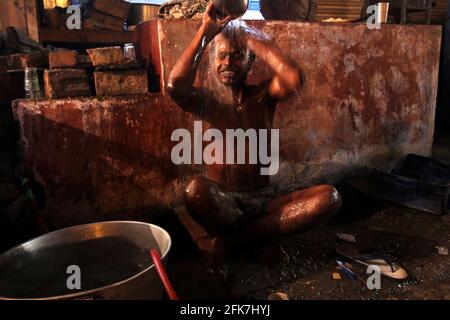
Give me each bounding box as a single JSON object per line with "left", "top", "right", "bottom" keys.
{"left": 150, "top": 249, "right": 179, "bottom": 301}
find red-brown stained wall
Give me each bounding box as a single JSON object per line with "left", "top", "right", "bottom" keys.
{"left": 16, "top": 95, "right": 202, "bottom": 228}
{"left": 16, "top": 20, "right": 441, "bottom": 229}
{"left": 140, "top": 20, "right": 441, "bottom": 189}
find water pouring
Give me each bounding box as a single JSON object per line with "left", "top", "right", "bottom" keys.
{"left": 211, "top": 0, "right": 249, "bottom": 17}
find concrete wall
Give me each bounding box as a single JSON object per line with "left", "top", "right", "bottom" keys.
{"left": 17, "top": 20, "right": 442, "bottom": 229}
{"left": 141, "top": 19, "right": 441, "bottom": 188}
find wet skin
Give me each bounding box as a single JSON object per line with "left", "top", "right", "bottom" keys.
{"left": 167, "top": 4, "right": 342, "bottom": 243}
{"left": 214, "top": 33, "right": 250, "bottom": 86}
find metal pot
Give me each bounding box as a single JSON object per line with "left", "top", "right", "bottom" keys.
{"left": 212, "top": 0, "right": 249, "bottom": 17}
{"left": 128, "top": 4, "right": 161, "bottom": 26}
{"left": 0, "top": 221, "right": 172, "bottom": 300}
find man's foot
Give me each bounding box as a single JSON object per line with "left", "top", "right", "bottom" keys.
{"left": 197, "top": 236, "right": 229, "bottom": 268}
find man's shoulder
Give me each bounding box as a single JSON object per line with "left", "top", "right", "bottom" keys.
{"left": 247, "top": 80, "right": 277, "bottom": 104}
{"left": 247, "top": 80, "right": 270, "bottom": 93}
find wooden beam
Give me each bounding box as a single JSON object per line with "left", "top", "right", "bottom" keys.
{"left": 0, "top": 0, "right": 39, "bottom": 41}
{"left": 24, "top": 0, "right": 40, "bottom": 42}
{"left": 39, "top": 28, "right": 135, "bottom": 44}
{"left": 441, "top": 0, "right": 450, "bottom": 103}
{"left": 426, "top": 0, "right": 433, "bottom": 24}
{"left": 315, "top": 0, "right": 448, "bottom": 23}
{"left": 0, "top": 0, "right": 27, "bottom": 33}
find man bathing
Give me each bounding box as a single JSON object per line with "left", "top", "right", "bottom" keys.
{"left": 167, "top": 4, "right": 342, "bottom": 261}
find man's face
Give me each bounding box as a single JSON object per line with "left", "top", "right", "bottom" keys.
{"left": 214, "top": 35, "right": 251, "bottom": 86}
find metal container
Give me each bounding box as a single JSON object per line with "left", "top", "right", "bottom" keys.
{"left": 43, "top": 0, "right": 70, "bottom": 9}
{"left": 24, "top": 67, "right": 43, "bottom": 99}
{"left": 0, "top": 221, "right": 172, "bottom": 300}
{"left": 377, "top": 2, "right": 390, "bottom": 24}
{"left": 370, "top": 154, "right": 450, "bottom": 215}
{"left": 124, "top": 43, "right": 137, "bottom": 61}
{"left": 212, "top": 0, "right": 249, "bottom": 17}
{"left": 128, "top": 4, "right": 160, "bottom": 26}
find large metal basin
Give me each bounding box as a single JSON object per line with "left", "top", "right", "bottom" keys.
{"left": 0, "top": 221, "right": 171, "bottom": 300}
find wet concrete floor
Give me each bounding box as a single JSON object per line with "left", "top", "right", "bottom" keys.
{"left": 169, "top": 200, "right": 450, "bottom": 300}
{"left": 168, "top": 129, "right": 450, "bottom": 300}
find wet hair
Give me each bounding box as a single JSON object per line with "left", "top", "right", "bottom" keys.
{"left": 211, "top": 20, "right": 257, "bottom": 67}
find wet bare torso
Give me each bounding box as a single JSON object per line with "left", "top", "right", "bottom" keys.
{"left": 184, "top": 81, "right": 277, "bottom": 191}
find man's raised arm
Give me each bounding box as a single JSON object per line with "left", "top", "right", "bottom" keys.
{"left": 247, "top": 35, "right": 303, "bottom": 101}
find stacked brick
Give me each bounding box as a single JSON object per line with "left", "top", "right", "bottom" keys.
{"left": 87, "top": 46, "right": 149, "bottom": 96}
{"left": 42, "top": 46, "right": 148, "bottom": 98}
{"left": 44, "top": 50, "right": 93, "bottom": 98}
{"left": 84, "top": 0, "right": 131, "bottom": 31}
{"left": 6, "top": 53, "right": 49, "bottom": 70}
{"left": 3, "top": 44, "right": 149, "bottom": 99}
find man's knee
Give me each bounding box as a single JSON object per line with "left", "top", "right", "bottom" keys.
{"left": 183, "top": 176, "right": 242, "bottom": 236}
{"left": 276, "top": 185, "right": 342, "bottom": 235}
{"left": 183, "top": 176, "right": 216, "bottom": 234}
{"left": 184, "top": 176, "right": 213, "bottom": 205}
{"left": 313, "top": 184, "right": 342, "bottom": 217}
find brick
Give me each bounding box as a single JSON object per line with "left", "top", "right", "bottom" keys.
{"left": 86, "top": 46, "right": 125, "bottom": 66}
{"left": 48, "top": 50, "right": 78, "bottom": 69}
{"left": 91, "top": 0, "right": 131, "bottom": 20}
{"left": 76, "top": 55, "right": 92, "bottom": 67}
{"left": 94, "top": 69, "right": 148, "bottom": 96}
{"left": 95, "top": 60, "right": 142, "bottom": 71}
{"left": 85, "top": 10, "right": 125, "bottom": 31}
{"left": 7, "top": 53, "right": 48, "bottom": 70}
{"left": 0, "top": 56, "right": 7, "bottom": 74}
{"left": 44, "top": 69, "right": 92, "bottom": 99}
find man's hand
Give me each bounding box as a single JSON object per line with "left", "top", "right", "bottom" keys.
{"left": 246, "top": 33, "right": 303, "bottom": 101}
{"left": 203, "top": 3, "right": 235, "bottom": 41}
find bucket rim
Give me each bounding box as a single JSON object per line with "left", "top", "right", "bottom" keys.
{"left": 0, "top": 220, "right": 172, "bottom": 300}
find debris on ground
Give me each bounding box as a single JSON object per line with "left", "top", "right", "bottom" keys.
{"left": 335, "top": 259, "right": 356, "bottom": 280}
{"left": 336, "top": 233, "right": 356, "bottom": 243}
{"left": 268, "top": 292, "right": 290, "bottom": 300}
{"left": 436, "top": 246, "right": 449, "bottom": 256}
{"left": 332, "top": 272, "right": 342, "bottom": 280}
